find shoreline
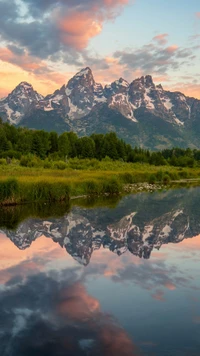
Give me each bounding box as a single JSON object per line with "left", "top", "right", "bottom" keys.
{"left": 1, "top": 178, "right": 200, "bottom": 207}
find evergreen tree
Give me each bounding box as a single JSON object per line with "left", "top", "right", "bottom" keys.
{"left": 76, "top": 137, "right": 95, "bottom": 158}
{"left": 58, "top": 132, "right": 70, "bottom": 158}
{"left": 49, "top": 132, "right": 58, "bottom": 153}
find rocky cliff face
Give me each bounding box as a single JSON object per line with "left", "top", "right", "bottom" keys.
{"left": 1, "top": 68, "right": 200, "bottom": 148}
{"left": 0, "top": 82, "right": 43, "bottom": 124}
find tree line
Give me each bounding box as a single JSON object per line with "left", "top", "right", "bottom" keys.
{"left": 0, "top": 118, "right": 199, "bottom": 167}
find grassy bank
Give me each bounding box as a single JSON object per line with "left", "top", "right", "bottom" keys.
{"left": 1, "top": 160, "right": 200, "bottom": 206}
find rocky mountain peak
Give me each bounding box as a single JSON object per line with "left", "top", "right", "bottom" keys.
{"left": 9, "top": 81, "right": 43, "bottom": 100}
{"left": 66, "top": 67, "right": 95, "bottom": 91}
{"left": 105, "top": 77, "right": 129, "bottom": 97}
{"left": 144, "top": 75, "right": 155, "bottom": 88}
{"left": 0, "top": 81, "right": 43, "bottom": 124}
{"left": 1, "top": 68, "right": 200, "bottom": 149}
{"left": 156, "top": 84, "right": 163, "bottom": 91}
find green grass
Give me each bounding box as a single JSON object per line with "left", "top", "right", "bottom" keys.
{"left": 1, "top": 159, "right": 200, "bottom": 205}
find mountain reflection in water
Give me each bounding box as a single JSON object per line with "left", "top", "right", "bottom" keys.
{"left": 1, "top": 187, "right": 200, "bottom": 355}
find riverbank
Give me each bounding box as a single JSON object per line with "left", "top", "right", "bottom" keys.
{"left": 0, "top": 162, "right": 200, "bottom": 206}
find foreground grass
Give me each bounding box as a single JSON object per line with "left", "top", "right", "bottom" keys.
{"left": 1, "top": 160, "right": 200, "bottom": 205}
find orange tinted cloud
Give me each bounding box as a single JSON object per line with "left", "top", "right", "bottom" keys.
{"left": 57, "top": 283, "right": 100, "bottom": 320}
{"left": 166, "top": 45, "right": 178, "bottom": 54}
{"left": 57, "top": 0, "right": 130, "bottom": 50}
{"left": 0, "top": 234, "right": 67, "bottom": 284}
{"left": 103, "top": 0, "right": 129, "bottom": 6}
{"left": 164, "top": 282, "right": 176, "bottom": 291}
{"left": 57, "top": 279, "right": 138, "bottom": 355}
{"left": 195, "top": 12, "right": 200, "bottom": 19}
{"left": 0, "top": 53, "right": 66, "bottom": 97}
{"left": 58, "top": 11, "right": 102, "bottom": 50}
{"left": 100, "top": 326, "right": 138, "bottom": 356}
{"left": 153, "top": 33, "right": 169, "bottom": 45}
{"left": 152, "top": 290, "right": 165, "bottom": 301}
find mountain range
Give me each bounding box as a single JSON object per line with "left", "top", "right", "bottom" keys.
{"left": 1, "top": 187, "right": 200, "bottom": 265}
{"left": 1, "top": 67, "right": 200, "bottom": 149}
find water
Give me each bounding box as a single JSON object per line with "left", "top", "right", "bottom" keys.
{"left": 1, "top": 187, "right": 200, "bottom": 355}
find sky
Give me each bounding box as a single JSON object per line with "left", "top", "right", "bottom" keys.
{"left": 0, "top": 0, "right": 200, "bottom": 98}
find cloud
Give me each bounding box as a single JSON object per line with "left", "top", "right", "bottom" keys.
{"left": 0, "top": 267, "right": 139, "bottom": 355}
{"left": 151, "top": 289, "right": 165, "bottom": 301}
{"left": 189, "top": 34, "right": 200, "bottom": 41}
{"left": 0, "top": 0, "right": 130, "bottom": 95}
{"left": 0, "top": 0, "right": 129, "bottom": 60}
{"left": 113, "top": 43, "right": 197, "bottom": 75}
{"left": 195, "top": 12, "right": 200, "bottom": 19}
{"left": 57, "top": 10, "right": 103, "bottom": 50}
{"left": 153, "top": 33, "right": 169, "bottom": 45}
{"left": 57, "top": 282, "right": 100, "bottom": 320}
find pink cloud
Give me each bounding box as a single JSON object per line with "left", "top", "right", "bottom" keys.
{"left": 58, "top": 11, "right": 102, "bottom": 50}
{"left": 153, "top": 33, "right": 169, "bottom": 45}
{"left": 195, "top": 12, "right": 200, "bottom": 19}
{"left": 152, "top": 290, "right": 165, "bottom": 301}
{"left": 165, "top": 45, "right": 178, "bottom": 54}
{"left": 56, "top": 0, "right": 130, "bottom": 50}
{"left": 57, "top": 283, "right": 100, "bottom": 320}
{"left": 164, "top": 282, "right": 176, "bottom": 291}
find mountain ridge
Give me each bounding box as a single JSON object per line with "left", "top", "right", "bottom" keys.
{"left": 1, "top": 67, "right": 200, "bottom": 149}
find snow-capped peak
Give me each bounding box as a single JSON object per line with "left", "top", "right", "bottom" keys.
{"left": 74, "top": 67, "right": 92, "bottom": 78}
{"left": 114, "top": 78, "right": 129, "bottom": 88}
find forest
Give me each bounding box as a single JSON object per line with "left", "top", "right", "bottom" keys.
{"left": 0, "top": 118, "right": 199, "bottom": 168}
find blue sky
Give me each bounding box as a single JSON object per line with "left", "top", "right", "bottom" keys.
{"left": 0, "top": 0, "right": 200, "bottom": 98}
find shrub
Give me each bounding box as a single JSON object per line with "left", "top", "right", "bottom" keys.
{"left": 103, "top": 177, "right": 122, "bottom": 194}
{"left": 121, "top": 172, "right": 134, "bottom": 184}
{"left": 0, "top": 158, "right": 7, "bottom": 165}
{"left": 162, "top": 174, "right": 170, "bottom": 184}
{"left": 83, "top": 180, "right": 99, "bottom": 195}
{"left": 0, "top": 150, "right": 21, "bottom": 160}
{"left": 0, "top": 178, "right": 19, "bottom": 202}
{"left": 31, "top": 181, "right": 70, "bottom": 202}
{"left": 53, "top": 161, "right": 67, "bottom": 170}
{"left": 43, "top": 159, "right": 52, "bottom": 169}
{"left": 27, "top": 156, "right": 42, "bottom": 168}
{"left": 156, "top": 170, "right": 163, "bottom": 181}
{"left": 178, "top": 170, "right": 189, "bottom": 179}
{"left": 20, "top": 155, "right": 29, "bottom": 167}
{"left": 148, "top": 174, "right": 156, "bottom": 184}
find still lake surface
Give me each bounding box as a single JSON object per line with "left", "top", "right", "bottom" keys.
{"left": 1, "top": 187, "right": 200, "bottom": 355}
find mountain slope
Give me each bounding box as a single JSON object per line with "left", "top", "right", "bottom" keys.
{"left": 0, "top": 68, "right": 200, "bottom": 149}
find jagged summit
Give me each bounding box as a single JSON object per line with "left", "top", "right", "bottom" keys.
{"left": 0, "top": 68, "right": 200, "bottom": 149}
{"left": 17, "top": 81, "right": 33, "bottom": 87}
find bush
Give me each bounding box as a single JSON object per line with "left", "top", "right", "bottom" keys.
{"left": 0, "top": 158, "right": 7, "bottom": 165}
{"left": 120, "top": 172, "right": 134, "bottom": 184}
{"left": 27, "top": 156, "right": 42, "bottom": 168}
{"left": 103, "top": 177, "right": 122, "bottom": 194}
{"left": 148, "top": 174, "right": 156, "bottom": 184}
{"left": 162, "top": 174, "right": 170, "bottom": 184}
{"left": 0, "top": 150, "right": 21, "bottom": 160}
{"left": 43, "top": 159, "right": 52, "bottom": 169}
{"left": 83, "top": 180, "right": 99, "bottom": 195}
{"left": 178, "top": 170, "right": 189, "bottom": 179}
{"left": 20, "top": 155, "right": 29, "bottom": 167}
{"left": 156, "top": 170, "right": 163, "bottom": 181}
{"left": 53, "top": 161, "right": 67, "bottom": 170}
{"left": 31, "top": 181, "right": 71, "bottom": 202}
{"left": 0, "top": 178, "right": 19, "bottom": 202}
